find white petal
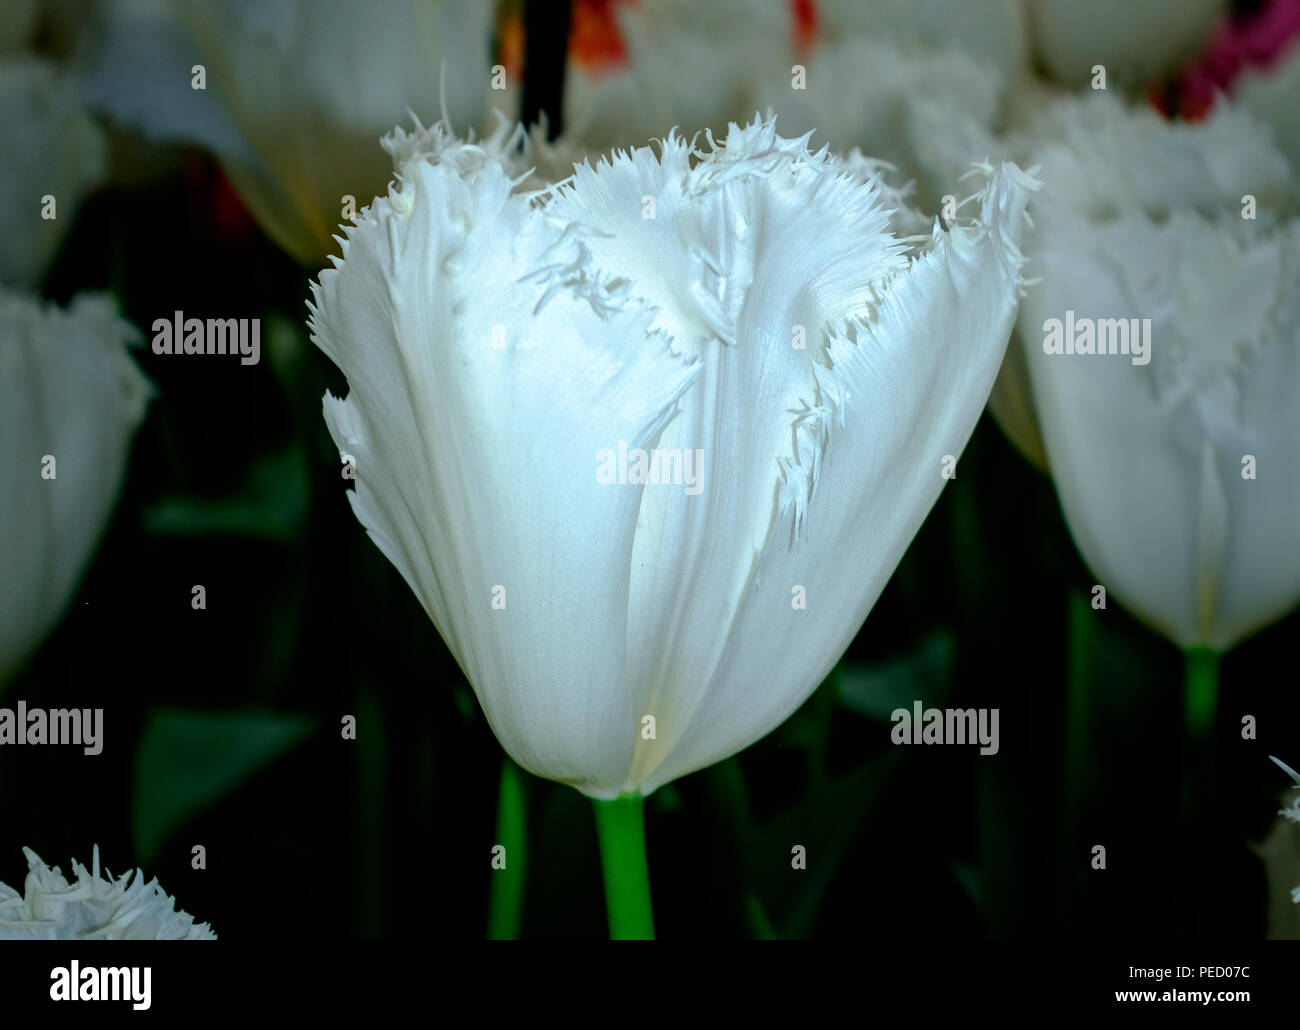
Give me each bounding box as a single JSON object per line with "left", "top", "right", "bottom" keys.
{"left": 0, "top": 291, "right": 151, "bottom": 684}
{"left": 1007, "top": 92, "right": 1294, "bottom": 222}
{"left": 104, "top": 0, "right": 499, "bottom": 262}
{"left": 75, "top": 0, "right": 256, "bottom": 163}
{"left": 1237, "top": 42, "right": 1300, "bottom": 185}
{"left": 761, "top": 34, "right": 1004, "bottom": 202}
{"left": 1019, "top": 212, "right": 1300, "bottom": 649}
{"left": 0, "top": 57, "right": 107, "bottom": 288}
{"left": 818, "top": 0, "right": 1029, "bottom": 82}
{"left": 309, "top": 128, "right": 697, "bottom": 797}
{"left": 635, "top": 161, "right": 1035, "bottom": 792}
{"left": 565, "top": 0, "right": 792, "bottom": 149}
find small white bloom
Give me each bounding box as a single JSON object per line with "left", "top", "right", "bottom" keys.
{"left": 0, "top": 290, "right": 152, "bottom": 684}
{"left": 309, "top": 115, "right": 1034, "bottom": 797}
{"left": 0, "top": 847, "right": 214, "bottom": 940}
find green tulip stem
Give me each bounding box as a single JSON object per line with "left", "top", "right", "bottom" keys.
{"left": 592, "top": 794, "right": 655, "bottom": 940}
{"left": 1183, "top": 647, "right": 1220, "bottom": 743}
{"left": 487, "top": 757, "right": 527, "bottom": 940}
{"left": 1179, "top": 647, "right": 1221, "bottom": 934}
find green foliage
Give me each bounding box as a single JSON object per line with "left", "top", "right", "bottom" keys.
{"left": 133, "top": 708, "right": 315, "bottom": 863}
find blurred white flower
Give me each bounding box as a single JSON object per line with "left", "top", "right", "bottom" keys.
{"left": 762, "top": 34, "right": 1005, "bottom": 206}
{"left": 0, "top": 55, "right": 106, "bottom": 288}
{"left": 817, "top": 0, "right": 1028, "bottom": 83}
{"left": 1026, "top": 0, "right": 1226, "bottom": 89}
{"left": 1238, "top": 40, "right": 1300, "bottom": 184}
{"left": 1008, "top": 93, "right": 1300, "bottom": 649}
{"left": 564, "top": 0, "right": 792, "bottom": 150}
{"left": 81, "top": 0, "right": 495, "bottom": 264}
{"left": 0, "top": 846, "right": 214, "bottom": 939}
{"left": 917, "top": 89, "right": 1298, "bottom": 471}
{"left": 0, "top": 290, "right": 151, "bottom": 684}
{"left": 563, "top": 0, "right": 1018, "bottom": 214}
{"left": 309, "top": 115, "right": 1034, "bottom": 797}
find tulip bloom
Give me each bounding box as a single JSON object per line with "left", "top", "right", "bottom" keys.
{"left": 309, "top": 115, "right": 1032, "bottom": 933}
{"left": 817, "top": 0, "right": 1028, "bottom": 81}
{"left": 0, "top": 847, "right": 214, "bottom": 939}
{"left": 0, "top": 57, "right": 106, "bottom": 289}
{"left": 558, "top": 0, "right": 1019, "bottom": 201}
{"left": 1006, "top": 94, "right": 1300, "bottom": 657}
{"left": 85, "top": 0, "right": 495, "bottom": 265}
{"left": 310, "top": 114, "right": 1032, "bottom": 796}
{"left": 0, "top": 291, "right": 152, "bottom": 686}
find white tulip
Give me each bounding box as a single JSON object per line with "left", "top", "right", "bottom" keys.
{"left": 0, "top": 290, "right": 152, "bottom": 684}
{"left": 817, "top": 0, "right": 1029, "bottom": 83}
{"left": 565, "top": 0, "right": 1017, "bottom": 203}
{"left": 564, "top": 0, "right": 793, "bottom": 150}
{"left": 308, "top": 115, "right": 1035, "bottom": 798}
{"left": 0, "top": 847, "right": 214, "bottom": 939}
{"left": 1011, "top": 93, "right": 1300, "bottom": 650}
{"left": 84, "top": 0, "right": 495, "bottom": 264}
{"left": 762, "top": 34, "right": 1005, "bottom": 206}
{"left": 0, "top": 56, "right": 106, "bottom": 289}
{"left": 1026, "top": 0, "right": 1226, "bottom": 89}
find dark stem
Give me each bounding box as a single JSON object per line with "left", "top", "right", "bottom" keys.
{"left": 522, "top": 0, "right": 574, "bottom": 140}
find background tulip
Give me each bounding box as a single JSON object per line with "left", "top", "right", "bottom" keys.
{"left": 562, "top": 0, "right": 792, "bottom": 150}
{"left": 0, "top": 56, "right": 106, "bottom": 289}
{"left": 0, "top": 291, "right": 152, "bottom": 686}
{"left": 561, "top": 0, "right": 1020, "bottom": 204}
{"left": 1026, "top": 0, "right": 1227, "bottom": 90}
{"left": 82, "top": 0, "right": 495, "bottom": 265}
{"left": 818, "top": 0, "right": 1029, "bottom": 82}
{"left": 1007, "top": 94, "right": 1300, "bottom": 655}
